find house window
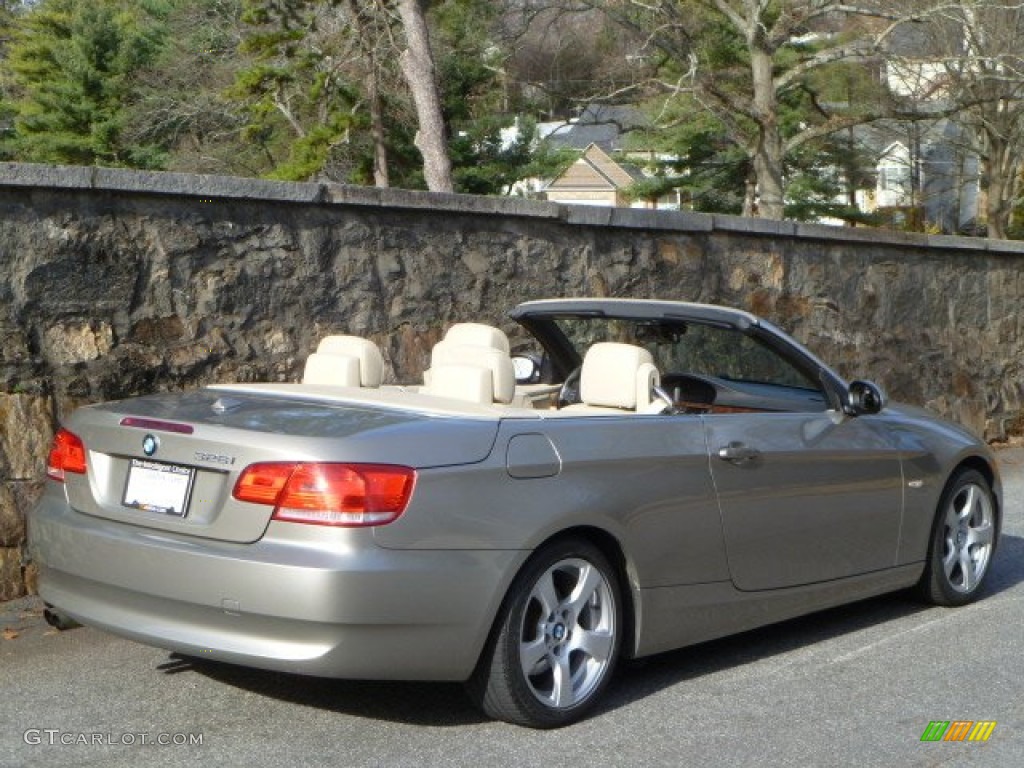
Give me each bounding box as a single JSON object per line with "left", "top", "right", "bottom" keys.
{"left": 879, "top": 165, "right": 910, "bottom": 193}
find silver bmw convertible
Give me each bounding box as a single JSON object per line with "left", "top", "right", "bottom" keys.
{"left": 29, "top": 298, "right": 1000, "bottom": 728}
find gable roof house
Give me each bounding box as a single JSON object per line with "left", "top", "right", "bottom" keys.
{"left": 860, "top": 23, "right": 982, "bottom": 233}
{"left": 802, "top": 19, "right": 983, "bottom": 233}
{"left": 859, "top": 122, "right": 980, "bottom": 233}
{"left": 538, "top": 105, "right": 681, "bottom": 210}
{"left": 543, "top": 143, "right": 647, "bottom": 207}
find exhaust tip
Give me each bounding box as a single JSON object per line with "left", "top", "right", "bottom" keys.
{"left": 42, "top": 604, "right": 81, "bottom": 631}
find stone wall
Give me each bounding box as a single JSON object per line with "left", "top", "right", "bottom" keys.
{"left": 2, "top": 162, "right": 1023, "bottom": 600}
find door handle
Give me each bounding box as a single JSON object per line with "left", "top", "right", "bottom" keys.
{"left": 717, "top": 441, "right": 761, "bottom": 465}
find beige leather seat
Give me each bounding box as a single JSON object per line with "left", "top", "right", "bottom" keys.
{"left": 561, "top": 342, "right": 664, "bottom": 414}
{"left": 421, "top": 322, "right": 521, "bottom": 406}
{"left": 424, "top": 323, "right": 511, "bottom": 383}
{"left": 423, "top": 343, "right": 516, "bottom": 405}
{"left": 302, "top": 335, "right": 384, "bottom": 387}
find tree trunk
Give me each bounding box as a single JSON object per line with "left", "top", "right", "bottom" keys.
{"left": 985, "top": 161, "right": 1009, "bottom": 240}
{"left": 342, "top": 0, "right": 389, "bottom": 188}
{"left": 742, "top": 165, "right": 757, "bottom": 217}
{"left": 367, "top": 66, "right": 389, "bottom": 189}
{"left": 396, "top": 0, "right": 453, "bottom": 193}
{"left": 749, "top": 47, "right": 784, "bottom": 220}
{"left": 984, "top": 132, "right": 1015, "bottom": 240}
{"left": 752, "top": 130, "right": 785, "bottom": 219}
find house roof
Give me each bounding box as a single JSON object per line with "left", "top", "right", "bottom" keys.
{"left": 849, "top": 116, "right": 963, "bottom": 157}
{"left": 544, "top": 104, "right": 649, "bottom": 152}
{"left": 545, "top": 144, "right": 645, "bottom": 192}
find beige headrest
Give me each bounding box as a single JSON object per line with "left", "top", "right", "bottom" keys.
{"left": 427, "top": 342, "right": 515, "bottom": 404}
{"left": 580, "top": 342, "right": 659, "bottom": 411}
{"left": 442, "top": 323, "right": 511, "bottom": 354}
{"left": 303, "top": 335, "right": 384, "bottom": 387}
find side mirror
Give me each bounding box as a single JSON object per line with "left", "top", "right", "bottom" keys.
{"left": 847, "top": 380, "right": 887, "bottom": 416}
{"left": 511, "top": 354, "right": 541, "bottom": 385}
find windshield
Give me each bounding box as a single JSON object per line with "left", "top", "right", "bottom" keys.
{"left": 550, "top": 316, "right": 820, "bottom": 391}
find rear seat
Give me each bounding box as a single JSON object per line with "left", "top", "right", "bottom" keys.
{"left": 302, "top": 325, "right": 533, "bottom": 409}
{"left": 422, "top": 343, "right": 516, "bottom": 405}
{"left": 302, "top": 335, "right": 384, "bottom": 387}
{"left": 423, "top": 323, "right": 510, "bottom": 385}
{"left": 420, "top": 322, "right": 535, "bottom": 407}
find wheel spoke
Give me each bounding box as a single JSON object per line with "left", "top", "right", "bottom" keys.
{"left": 572, "top": 626, "right": 614, "bottom": 664}
{"left": 550, "top": 653, "right": 575, "bottom": 708}
{"left": 959, "top": 548, "right": 977, "bottom": 592}
{"left": 532, "top": 571, "right": 560, "bottom": 617}
{"left": 567, "top": 563, "right": 604, "bottom": 615}
{"left": 520, "top": 636, "right": 549, "bottom": 678}
{"left": 942, "top": 544, "right": 959, "bottom": 581}
{"left": 959, "top": 486, "right": 977, "bottom": 521}
{"left": 968, "top": 521, "right": 994, "bottom": 548}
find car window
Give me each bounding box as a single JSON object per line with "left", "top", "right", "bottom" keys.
{"left": 660, "top": 323, "right": 816, "bottom": 390}
{"left": 551, "top": 316, "right": 821, "bottom": 392}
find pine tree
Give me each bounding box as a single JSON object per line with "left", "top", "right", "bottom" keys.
{"left": 2, "top": 0, "right": 170, "bottom": 167}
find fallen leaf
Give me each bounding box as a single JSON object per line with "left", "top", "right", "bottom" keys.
{"left": 2, "top": 628, "right": 19, "bottom": 641}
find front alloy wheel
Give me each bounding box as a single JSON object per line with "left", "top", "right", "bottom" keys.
{"left": 468, "top": 539, "right": 622, "bottom": 728}
{"left": 919, "top": 468, "right": 997, "bottom": 606}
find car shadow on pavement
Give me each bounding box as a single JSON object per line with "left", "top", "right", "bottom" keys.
{"left": 983, "top": 531, "right": 1024, "bottom": 594}
{"left": 170, "top": 534, "right": 1024, "bottom": 728}
{"left": 164, "top": 657, "right": 489, "bottom": 726}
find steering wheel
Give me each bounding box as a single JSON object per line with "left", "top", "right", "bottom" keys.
{"left": 556, "top": 366, "right": 582, "bottom": 409}
{"left": 651, "top": 384, "right": 676, "bottom": 413}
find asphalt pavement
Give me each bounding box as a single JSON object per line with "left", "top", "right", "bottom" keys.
{"left": 3, "top": 446, "right": 1024, "bottom": 768}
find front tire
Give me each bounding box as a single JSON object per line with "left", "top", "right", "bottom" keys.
{"left": 918, "top": 468, "right": 998, "bottom": 606}
{"left": 467, "top": 538, "right": 623, "bottom": 728}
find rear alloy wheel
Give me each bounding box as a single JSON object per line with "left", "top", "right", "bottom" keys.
{"left": 919, "top": 469, "right": 997, "bottom": 606}
{"left": 468, "top": 539, "right": 622, "bottom": 728}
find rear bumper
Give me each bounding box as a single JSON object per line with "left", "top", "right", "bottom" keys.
{"left": 28, "top": 489, "right": 522, "bottom": 680}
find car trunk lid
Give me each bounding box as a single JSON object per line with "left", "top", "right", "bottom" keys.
{"left": 59, "top": 387, "right": 502, "bottom": 543}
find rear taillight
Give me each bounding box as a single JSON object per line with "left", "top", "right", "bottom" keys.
{"left": 233, "top": 463, "right": 416, "bottom": 527}
{"left": 46, "top": 428, "right": 87, "bottom": 481}
{"left": 233, "top": 463, "right": 293, "bottom": 505}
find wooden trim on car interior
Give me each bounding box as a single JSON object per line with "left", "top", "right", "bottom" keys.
{"left": 677, "top": 401, "right": 770, "bottom": 415}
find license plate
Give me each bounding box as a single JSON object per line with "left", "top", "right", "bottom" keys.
{"left": 122, "top": 459, "right": 195, "bottom": 517}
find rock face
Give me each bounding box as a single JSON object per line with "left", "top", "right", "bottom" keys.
{"left": 2, "top": 162, "right": 1024, "bottom": 599}
{"left": 0, "top": 393, "right": 50, "bottom": 600}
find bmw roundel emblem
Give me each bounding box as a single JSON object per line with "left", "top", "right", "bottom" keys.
{"left": 142, "top": 434, "right": 159, "bottom": 457}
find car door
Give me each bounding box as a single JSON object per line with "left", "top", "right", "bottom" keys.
{"left": 654, "top": 319, "right": 904, "bottom": 592}
{"left": 706, "top": 411, "right": 904, "bottom": 591}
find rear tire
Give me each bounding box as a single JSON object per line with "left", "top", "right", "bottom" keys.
{"left": 466, "top": 538, "right": 622, "bottom": 728}
{"left": 918, "top": 469, "right": 997, "bottom": 606}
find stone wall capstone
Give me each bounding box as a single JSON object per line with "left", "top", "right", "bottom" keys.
{"left": 2, "top": 161, "right": 1023, "bottom": 600}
